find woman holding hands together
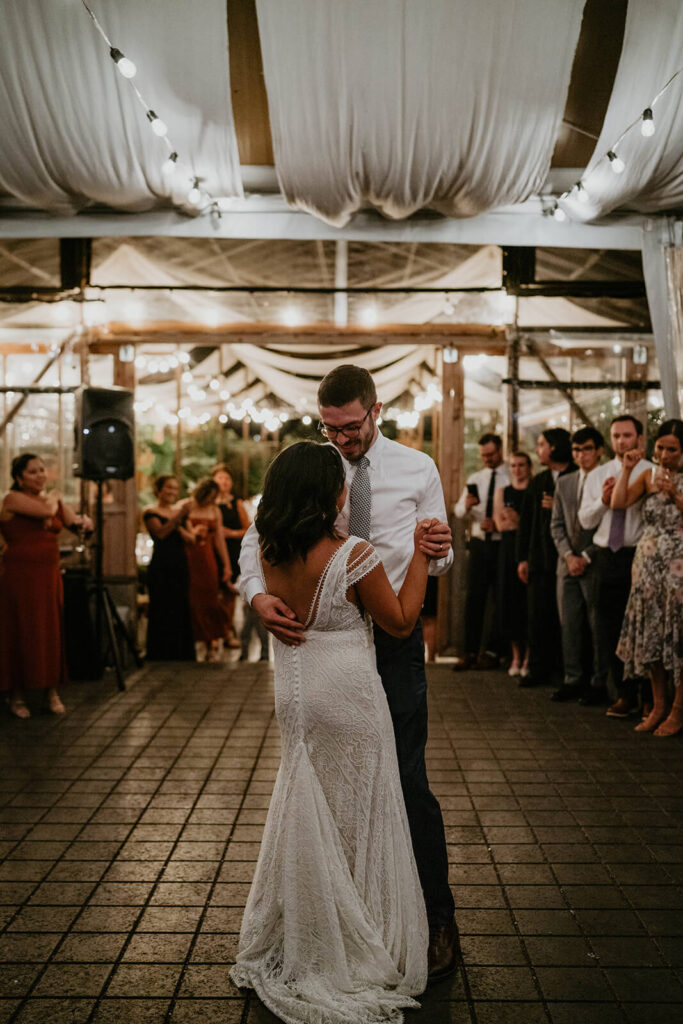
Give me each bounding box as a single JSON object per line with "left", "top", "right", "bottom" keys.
{"left": 613, "top": 420, "right": 683, "bottom": 736}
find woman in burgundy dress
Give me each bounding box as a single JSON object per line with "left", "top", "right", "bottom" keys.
{"left": 184, "top": 478, "right": 235, "bottom": 662}
{"left": 212, "top": 463, "right": 250, "bottom": 648}
{"left": 0, "top": 453, "right": 92, "bottom": 718}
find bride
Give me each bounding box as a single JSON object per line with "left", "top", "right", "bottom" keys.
{"left": 230, "top": 441, "right": 433, "bottom": 1023}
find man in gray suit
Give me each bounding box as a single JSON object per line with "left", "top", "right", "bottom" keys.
{"left": 550, "top": 427, "right": 607, "bottom": 704}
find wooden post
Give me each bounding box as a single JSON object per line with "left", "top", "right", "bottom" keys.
{"left": 437, "top": 351, "right": 465, "bottom": 654}
{"left": 506, "top": 332, "right": 520, "bottom": 453}
{"left": 242, "top": 417, "right": 250, "bottom": 495}
{"left": 174, "top": 361, "right": 182, "bottom": 481}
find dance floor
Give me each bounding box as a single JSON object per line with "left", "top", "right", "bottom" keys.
{"left": 1, "top": 659, "right": 683, "bottom": 1023}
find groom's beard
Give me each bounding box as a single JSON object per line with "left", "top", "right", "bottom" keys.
{"left": 334, "top": 425, "right": 377, "bottom": 464}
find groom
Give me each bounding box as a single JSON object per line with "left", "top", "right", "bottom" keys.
{"left": 239, "top": 364, "right": 459, "bottom": 981}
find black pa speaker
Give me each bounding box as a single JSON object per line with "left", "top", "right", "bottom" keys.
{"left": 73, "top": 386, "right": 135, "bottom": 481}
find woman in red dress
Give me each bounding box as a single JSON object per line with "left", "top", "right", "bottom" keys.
{"left": 0, "top": 453, "right": 92, "bottom": 718}
{"left": 183, "top": 478, "right": 235, "bottom": 662}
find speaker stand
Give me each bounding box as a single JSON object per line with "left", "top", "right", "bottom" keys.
{"left": 92, "top": 480, "right": 143, "bottom": 691}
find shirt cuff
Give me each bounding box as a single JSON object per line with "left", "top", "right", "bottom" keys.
{"left": 581, "top": 550, "right": 591, "bottom": 564}
{"left": 243, "top": 578, "right": 265, "bottom": 606}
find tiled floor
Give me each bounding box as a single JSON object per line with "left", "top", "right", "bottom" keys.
{"left": 1, "top": 661, "right": 683, "bottom": 1023}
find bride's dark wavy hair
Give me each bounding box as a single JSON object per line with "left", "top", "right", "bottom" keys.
{"left": 256, "top": 441, "right": 345, "bottom": 565}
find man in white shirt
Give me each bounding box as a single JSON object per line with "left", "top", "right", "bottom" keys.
{"left": 550, "top": 426, "right": 605, "bottom": 704}
{"left": 578, "top": 414, "right": 652, "bottom": 718}
{"left": 453, "top": 434, "right": 510, "bottom": 669}
{"left": 239, "top": 365, "right": 459, "bottom": 981}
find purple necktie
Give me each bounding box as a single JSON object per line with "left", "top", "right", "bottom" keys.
{"left": 608, "top": 508, "right": 626, "bottom": 553}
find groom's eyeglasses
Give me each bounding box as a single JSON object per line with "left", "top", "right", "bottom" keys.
{"left": 318, "top": 407, "right": 373, "bottom": 440}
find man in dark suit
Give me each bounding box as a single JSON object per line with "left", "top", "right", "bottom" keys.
{"left": 516, "top": 428, "right": 576, "bottom": 687}
{"left": 550, "top": 426, "right": 608, "bottom": 704}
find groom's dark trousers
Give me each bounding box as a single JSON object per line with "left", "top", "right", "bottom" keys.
{"left": 373, "top": 619, "right": 455, "bottom": 929}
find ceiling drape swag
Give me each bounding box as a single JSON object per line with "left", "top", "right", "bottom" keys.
{"left": 0, "top": 0, "right": 242, "bottom": 214}
{"left": 561, "top": 0, "right": 683, "bottom": 223}
{"left": 255, "top": 0, "right": 584, "bottom": 227}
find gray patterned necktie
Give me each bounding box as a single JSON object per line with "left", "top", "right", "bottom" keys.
{"left": 348, "top": 456, "right": 372, "bottom": 540}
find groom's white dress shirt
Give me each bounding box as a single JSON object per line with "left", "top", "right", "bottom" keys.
{"left": 239, "top": 430, "right": 453, "bottom": 603}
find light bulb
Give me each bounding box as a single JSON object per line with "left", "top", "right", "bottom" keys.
{"left": 607, "top": 150, "right": 625, "bottom": 174}
{"left": 575, "top": 181, "right": 589, "bottom": 204}
{"left": 161, "top": 152, "right": 178, "bottom": 176}
{"left": 109, "top": 48, "right": 137, "bottom": 78}
{"left": 187, "top": 179, "right": 201, "bottom": 205}
{"left": 146, "top": 110, "right": 168, "bottom": 137}
{"left": 553, "top": 204, "right": 567, "bottom": 222}
{"left": 358, "top": 305, "right": 378, "bottom": 328}
{"left": 641, "top": 108, "right": 655, "bottom": 137}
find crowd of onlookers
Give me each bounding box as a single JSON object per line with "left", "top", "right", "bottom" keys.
{"left": 143, "top": 463, "right": 269, "bottom": 665}
{"left": 454, "top": 414, "right": 683, "bottom": 737}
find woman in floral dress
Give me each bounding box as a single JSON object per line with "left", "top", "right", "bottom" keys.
{"left": 614, "top": 419, "right": 683, "bottom": 737}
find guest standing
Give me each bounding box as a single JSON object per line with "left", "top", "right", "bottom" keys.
{"left": 143, "top": 476, "right": 195, "bottom": 661}
{"left": 550, "top": 427, "right": 606, "bottom": 704}
{"left": 614, "top": 420, "right": 683, "bottom": 736}
{"left": 493, "top": 451, "right": 532, "bottom": 677}
{"left": 453, "top": 433, "right": 510, "bottom": 670}
{"left": 212, "top": 463, "right": 250, "bottom": 649}
{"left": 185, "top": 478, "right": 234, "bottom": 662}
{"left": 0, "top": 453, "right": 92, "bottom": 717}
{"left": 517, "top": 429, "right": 576, "bottom": 687}
{"left": 578, "top": 415, "right": 652, "bottom": 718}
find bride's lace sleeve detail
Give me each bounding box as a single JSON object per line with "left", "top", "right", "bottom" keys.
{"left": 346, "top": 539, "right": 382, "bottom": 588}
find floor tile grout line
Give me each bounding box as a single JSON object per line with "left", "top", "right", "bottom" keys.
{"left": 5, "top": 672, "right": 215, "bottom": 1024}
{"left": 83, "top": 685, "right": 257, "bottom": 1022}
{"left": 438, "top": 686, "right": 553, "bottom": 1024}
{"left": 0, "top": 673, "right": 171, "bottom": 935}
{"left": 440, "top": 671, "right": 683, "bottom": 1015}
{"left": 163, "top": 670, "right": 276, "bottom": 1023}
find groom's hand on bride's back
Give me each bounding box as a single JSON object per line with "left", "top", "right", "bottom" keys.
{"left": 252, "top": 594, "right": 305, "bottom": 646}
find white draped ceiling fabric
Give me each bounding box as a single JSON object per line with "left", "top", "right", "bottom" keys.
{"left": 256, "top": 0, "right": 584, "bottom": 226}
{"left": 561, "top": 0, "right": 683, "bottom": 224}
{"left": 0, "top": 0, "right": 242, "bottom": 214}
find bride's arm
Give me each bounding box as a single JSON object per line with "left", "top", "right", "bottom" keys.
{"left": 353, "top": 522, "right": 433, "bottom": 638}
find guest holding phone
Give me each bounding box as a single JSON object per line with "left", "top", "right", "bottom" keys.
{"left": 453, "top": 434, "right": 510, "bottom": 670}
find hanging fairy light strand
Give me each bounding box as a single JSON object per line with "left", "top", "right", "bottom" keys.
{"left": 79, "top": 0, "right": 221, "bottom": 216}
{"left": 549, "top": 64, "right": 683, "bottom": 218}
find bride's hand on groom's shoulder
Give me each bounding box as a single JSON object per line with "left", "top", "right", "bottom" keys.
{"left": 252, "top": 593, "right": 306, "bottom": 646}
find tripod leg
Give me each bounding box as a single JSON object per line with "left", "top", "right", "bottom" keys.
{"left": 101, "top": 590, "right": 126, "bottom": 692}
{"left": 105, "top": 589, "right": 144, "bottom": 668}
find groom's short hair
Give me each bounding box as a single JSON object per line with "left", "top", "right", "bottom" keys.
{"left": 318, "top": 365, "right": 377, "bottom": 409}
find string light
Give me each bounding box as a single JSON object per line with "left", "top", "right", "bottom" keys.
{"left": 549, "top": 64, "right": 683, "bottom": 220}
{"left": 80, "top": 1, "right": 226, "bottom": 214}
{"left": 640, "top": 107, "right": 655, "bottom": 137}
{"left": 574, "top": 181, "right": 590, "bottom": 204}
{"left": 607, "top": 150, "right": 625, "bottom": 174}
{"left": 109, "top": 47, "right": 136, "bottom": 79}
{"left": 187, "top": 178, "right": 202, "bottom": 206}
{"left": 161, "top": 151, "right": 178, "bottom": 176}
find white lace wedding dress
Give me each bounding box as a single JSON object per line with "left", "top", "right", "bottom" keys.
{"left": 230, "top": 537, "right": 428, "bottom": 1023}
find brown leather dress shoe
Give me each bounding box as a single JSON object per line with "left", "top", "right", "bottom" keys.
{"left": 427, "top": 919, "right": 461, "bottom": 982}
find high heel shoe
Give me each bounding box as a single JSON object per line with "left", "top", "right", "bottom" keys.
{"left": 48, "top": 693, "right": 66, "bottom": 715}
{"left": 654, "top": 708, "right": 683, "bottom": 738}
{"left": 634, "top": 706, "right": 668, "bottom": 732}
{"left": 9, "top": 698, "right": 30, "bottom": 719}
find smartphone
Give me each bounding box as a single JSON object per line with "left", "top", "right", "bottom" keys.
{"left": 467, "top": 483, "right": 479, "bottom": 500}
